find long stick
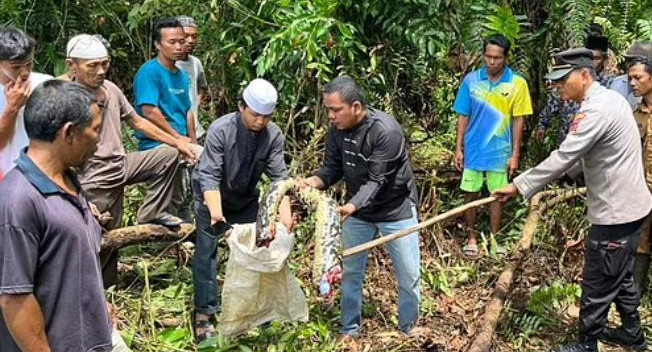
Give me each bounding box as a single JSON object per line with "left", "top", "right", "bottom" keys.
{"left": 342, "top": 196, "right": 496, "bottom": 258}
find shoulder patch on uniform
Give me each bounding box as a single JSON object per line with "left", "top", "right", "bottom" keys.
{"left": 569, "top": 113, "right": 586, "bottom": 134}
{"left": 569, "top": 114, "right": 586, "bottom": 134}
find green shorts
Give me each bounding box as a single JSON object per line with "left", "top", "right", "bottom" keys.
{"left": 460, "top": 169, "right": 508, "bottom": 194}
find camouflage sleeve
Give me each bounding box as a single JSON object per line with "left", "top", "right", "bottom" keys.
{"left": 536, "top": 93, "right": 560, "bottom": 129}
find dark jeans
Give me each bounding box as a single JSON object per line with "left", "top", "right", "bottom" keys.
{"left": 579, "top": 218, "right": 644, "bottom": 343}
{"left": 192, "top": 198, "right": 258, "bottom": 315}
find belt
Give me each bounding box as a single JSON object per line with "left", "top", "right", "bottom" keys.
{"left": 587, "top": 239, "right": 628, "bottom": 251}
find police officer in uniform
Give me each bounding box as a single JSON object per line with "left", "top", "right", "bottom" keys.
{"left": 494, "top": 48, "right": 651, "bottom": 352}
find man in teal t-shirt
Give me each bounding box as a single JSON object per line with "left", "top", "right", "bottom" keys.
{"left": 134, "top": 17, "right": 193, "bottom": 151}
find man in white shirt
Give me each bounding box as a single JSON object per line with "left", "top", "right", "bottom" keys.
{"left": 0, "top": 26, "right": 51, "bottom": 180}
{"left": 176, "top": 16, "right": 209, "bottom": 140}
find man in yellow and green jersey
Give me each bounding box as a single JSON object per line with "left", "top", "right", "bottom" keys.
{"left": 453, "top": 34, "right": 533, "bottom": 257}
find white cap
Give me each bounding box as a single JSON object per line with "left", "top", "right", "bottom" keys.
{"left": 66, "top": 34, "right": 108, "bottom": 59}
{"left": 242, "top": 78, "right": 278, "bottom": 115}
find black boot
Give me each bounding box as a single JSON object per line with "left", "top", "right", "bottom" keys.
{"left": 599, "top": 327, "right": 647, "bottom": 351}
{"left": 599, "top": 309, "right": 647, "bottom": 351}
{"left": 633, "top": 253, "right": 651, "bottom": 296}
{"left": 552, "top": 341, "right": 598, "bottom": 352}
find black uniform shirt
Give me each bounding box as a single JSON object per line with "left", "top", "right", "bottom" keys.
{"left": 315, "top": 108, "right": 418, "bottom": 222}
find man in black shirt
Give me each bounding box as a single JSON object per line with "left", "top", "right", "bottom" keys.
{"left": 301, "top": 76, "right": 423, "bottom": 343}
{"left": 191, "top": 78, "right": 289, "bottom": 341}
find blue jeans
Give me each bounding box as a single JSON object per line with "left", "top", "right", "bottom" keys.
{"left": 340, "top": 206, "right": 421, "bottom": 335}
{"left": 193, "top": 199, "right": 257, "bottom": 315}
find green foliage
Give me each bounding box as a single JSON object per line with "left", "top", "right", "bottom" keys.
{"left": 504, "top": 312, "right": 551, "bottom": 349}
{"left": 421, "top": 263, "right": 476, "bottom": 296}
{"left": 254, "top": 0, "right": 363, "bottom": 80}
{"left": 483, "top": 5, "right": 528, "bottom": 48}
{"left": 562, "top": 0, "right": 594, "bottom": 46}
{"left": 5, "top": 0, "right": 652, "bottom": 350}
{"left": 636, "top": 18, "right": 652, "bottom": 41}
{"left": 527, "top": 281, "right": 581, "bottom": 317}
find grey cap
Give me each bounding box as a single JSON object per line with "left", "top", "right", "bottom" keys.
{"left": 545, "top": 48, "right": 594, "bottom": 81}
{"left": 176, "top": 16, "right": 197, "bottom": 28}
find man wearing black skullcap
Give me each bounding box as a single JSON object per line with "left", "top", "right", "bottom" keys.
{"left": 494, "top": 48, "right": 650, "bottom": 352}
{"left": 585, "top": 34, "right": 614, "bottom": 87}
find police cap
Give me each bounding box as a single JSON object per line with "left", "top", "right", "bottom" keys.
{"left": 545, "top": 48, "right": 594, "bottom": 81}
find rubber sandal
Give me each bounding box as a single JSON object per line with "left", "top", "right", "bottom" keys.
{"left": 193, "top": 313, "right": 217, "bottom": 343}
{"left": 463, "top": 243, "right": 479, "bottom": 258}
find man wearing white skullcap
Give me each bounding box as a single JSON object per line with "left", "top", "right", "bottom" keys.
{"left": 61, "top": 33, "right": 201, "bottom": 287}
{"left": 190, "top": 78, "right": 288, "bottom": 341}
{"left": 0, "top": 26, "right": 51, "bottom": 181}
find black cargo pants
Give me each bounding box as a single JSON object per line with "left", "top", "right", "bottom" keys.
{"left": 579, "top": 217, "right": 645, "bottom": 343}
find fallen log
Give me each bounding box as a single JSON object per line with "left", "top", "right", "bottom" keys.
{"left": 342, "top": 196, "right": 497, "bottom": 258}
{"left": 101, "top": 223, "right": 195, "bottom": 250}
{"left": 466, "top": 187, "right": 587, "bottom": 352}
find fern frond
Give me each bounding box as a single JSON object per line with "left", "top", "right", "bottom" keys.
{"left": 562, "top": 0, "right": 592, "bottom": 46}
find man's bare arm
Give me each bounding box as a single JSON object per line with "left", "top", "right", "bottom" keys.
{"left": 509, "top": 116, "right": 526, "bottom": 176}
{"left": 203, "top": 190, "right": 225, "bottom": 225}
{"left": 0, "top": 294, "right": 51, "bottom": 352}
{"left": 187, "top": 111, "right": 197, "bottom": 143}
{"left": 128, "top": 115, "right": 197, "bottom": 160}
{"left": 140, "top": 105, "right": 184, "bottom": 139}
{"left": 454, "top": 115, "right": 469, "bottom": 171}
{"left": 198, "top": 88, "right": 207, "bottom": 108}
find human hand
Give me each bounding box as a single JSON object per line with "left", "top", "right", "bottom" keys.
{"left": 336, "top": 203, "right": 357, "bottom": 222}
{"left": 89, "top": 202, "right": 112, "bottom": 226}
{"left": 492, "top": 184, "right": 519, "bottom": 202}
{"left": 297, "top": 176, "right": 319, "bottom": 189}
{"left": 5, "top": 75, "right": 30, "bottom": 112}
{"left": 535, "top": 128, "right": 546, "bottom": 141}
{"left": 106, "top": 302, "right": 118, "bottom": 328}
{"left": 454, "top": 149, "right": 464, "bottom": 171}
{"left": 508, "top": 156, "right": 519, "bottom": 178}
{"left": 177, "top": 140, "right": 201, "bottom": 164}
{"left": 209, "top": 211, "right": 226, "bottom": 226}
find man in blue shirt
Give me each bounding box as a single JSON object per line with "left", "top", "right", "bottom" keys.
{"left": 134, "top": 17, "right": 196, "bottom": 219}
{"left": 453, "top": 34, "right": 533, "bottom": 257}
{"left": 133, "top": 17, "right": 194, "bottom": 150}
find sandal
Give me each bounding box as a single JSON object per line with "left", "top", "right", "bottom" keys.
{"left": 463, "top": 243, "right": 479, "bottom": 258}
{"left": 493, "top": 244, "right": 507, "bottom": 255}
{"left": 193, "top": 313, "right": 217, "bottom": 343}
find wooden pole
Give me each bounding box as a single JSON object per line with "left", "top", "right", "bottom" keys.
{"left": 466, "top": 187, "right": 586, "bottom": 352}
{"left": 342, "top": 196, "right": 497, "bottom": 258}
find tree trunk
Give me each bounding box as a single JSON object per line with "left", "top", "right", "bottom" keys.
{"left": 101, "top": 223, "right": 195, "bottom": 250}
